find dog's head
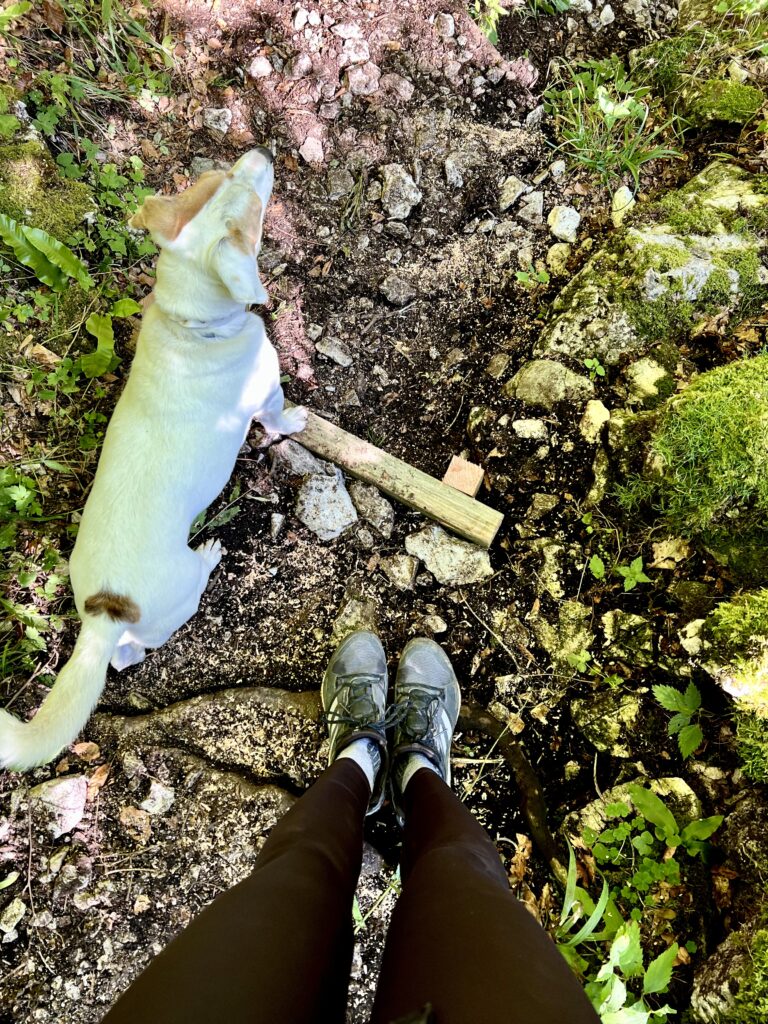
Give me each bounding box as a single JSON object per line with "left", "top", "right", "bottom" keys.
{"left": 130, "top": 147, "right": 275, "bottom": 305}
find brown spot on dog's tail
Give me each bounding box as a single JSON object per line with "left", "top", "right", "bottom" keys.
{"left": 84, "top": 591, "right": 141, "bottom": 624}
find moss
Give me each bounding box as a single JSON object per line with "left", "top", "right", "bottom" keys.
{"left": 735, "top": 710, "right": 768, "bottom": 782}
{"left": 0, "top": 140, "right": 95, "bottom": 242}
{"left": 728, "top": 926, "right": 768, "bottom": 1023}
{"left": 632, "top": 32, "right": 709, "bottom": 95}
{"left": 648, "top": 354, "right": 768, "bottom": 537}
{"left": 690, "top": 79, "right": 765, "bottom": 126}
{"left": 625, "top": 292, "right": 697, "bottom": 342}
{"left": 710, "top": 590, "right": 768, "bottom": 654}
{"left": 655, "top": 191, "right": 725, "bottom": 235}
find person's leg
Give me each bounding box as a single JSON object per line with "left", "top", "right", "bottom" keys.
{"left": 372, "top": 639, "right": 599, "bottom": 1024}
{"left": 102, "top": 631, "right": 390, "bottom": 1024}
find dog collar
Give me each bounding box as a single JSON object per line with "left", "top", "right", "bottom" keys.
{"left": 169, "top": 309, "right": 251, "bottom": 340}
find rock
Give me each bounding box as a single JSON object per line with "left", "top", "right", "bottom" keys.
{"left": 547, "top": 205, "right": 581, "bottom": 242}
{"left": 625, "top": 357, "right": 671, "bottom": 406}
{"left": 380, "top": 554, "right": 419, "bottom": 590}
{"left": 531, "top": 600, "right": 593, "bottom": 674}
{"left": 332, "top": 593, "right": 379, "bottom": 644}
{"left": 572, "top": 692, "right": 642, "bottom": 757}
{"left": 190, "top": 156, "right": 231, "bottom": 176}
{"left": 139, "top": 780, "right": 175, "bottom": 816}
{"left": 546, "top": 242, "right": 571, "bottom": 276}
{"left": 579, "top": 399, "right": 610, "bottom": 442}
{"left": 517, "top": 191, "right": 544, "bottom": 226}
{"left": 528, "top": 539, "right": 566, "bottom": 599}
{"left": 248, "top": 55, "right": 272, "bottom": 78}
{"left": 550, "top": 159, "right": 567, "bottom": 178}
{"left": 380, "top": 73, "right": 415, "bottom": 103}
{"left": 405, "top": 525, "right": 493, "bottom": 586}
{"left": 349, "top": 482, "right": 394, "bottom": 538}
{"left": 316, "top": 337, "right": 353, "bottom": 367}
{"left": 691, "top": 919, "right": 761, "bottom": 1024}
{"left": 564, "top": 777, "right": 703, "bottom": 838}
{"left": 611, "top": 185, "right": 635, "bottom": 227}
{"left": 512, "top": 418, "right": 548, "bottom": 441}
{"left": 503, "top": 359, "right": 595, "bottom": 410}
{"left": 434, "top": 12, "right": 455, "bottom": 37}
{"left": 202, "top": 107, "right": 232, "bottom": 135}
{"left": 299, "top": 134, "right": 324, "bottom": 164}
{"left": 296, "top": 469, "right": 358, "bottom": 541}
{"left": 421, "top": 613, "right": 448, "bottom": 634}
{"left": 444, "top": 154, "right": 464, "bottom": 189}
{"left": 534, "top": 161, "right": 768, "bottom": 368}
{"left": 380, "top": 273, "right": 416, "bottom": 305}
{"left": 340, "top": 38, "right": 370, "bottom": 68}
{"left": 586, "top": 447, "right": 611, "bottom": 506}
{"left": 270, "top": 513, "right": 285, "bottom": 542}
{"left": 326, "top": 167, "right": 355, "bottom": 200}
{"left": 347, "top": 62, "right": 381, "bottom": 96}
{"left": 380, "top": 164, "right": 422, "bottom": 220}
{"left": 29, "top": 776, "right": 88, "bottom": 838}
{"left": 285, "top": 53, "right": 313, "bottom": 79}
{"left": 120, "top": 806, "right": 151, "bottom": 843}
{"left": 270, "top": 439, "right": 325, "bottom": 479}
{"left": 599, "top": 4, "right": 615, "bottom": 25}
{"left": 601, "top": 609, "right": 654, "bottom": 666}
{"left": 486, "top": 353, "right": 509, "bottom": 378}
{"left": 499, "top": 174, "right": 528, "bottom": 212}
{"left": 0, "top": 897, "right": 26, "bottom": 940}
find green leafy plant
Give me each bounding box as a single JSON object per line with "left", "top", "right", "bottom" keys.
{"left": 652, "top": 682, "right": 704, "bottom": 759}
{"left": 471, "top": 0, "right": 508, "bottom": 43}
{"left": 0, "top": 1, "right": 31, "bottom": 31}
{"left": 584, "top": 357, "right": 606, "bottom": 381}
{"left": 616, "top": 557, "right": 651, "bottom": 592}
{"left": 566, "top": 649, "right": 593, "bottom": 673}
{"left": 544, "top": 56, "right": 681, "bottom": 186}
{"left": 516, "top": 265, "right": 551, "bottom": 288}
{"left": 0, "top": 214, "right": 94, "bottom": 291}
{"left": 589, "top": 554, "right": 607, "bottom": 580}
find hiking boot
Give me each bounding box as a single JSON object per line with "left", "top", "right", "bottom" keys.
{"left": 390, "top": 638, "right": 461, "bottom": 822}
{"left": 321, "top": 630, "right": 389, "bottom": 814}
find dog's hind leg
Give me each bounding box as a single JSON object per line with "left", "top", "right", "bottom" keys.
{"left": 257, "top": 385, "right": 307, "bottom": 436}
{"left": 111, "top": 637, "right": 146, "bottom": 671}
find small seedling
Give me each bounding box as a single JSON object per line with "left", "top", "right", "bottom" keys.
{"left": 584, "top": 357, "right": 606, "bottom": 381}
{"left": 566, "top": 649, "right": 592, "bottom": 673}
{"left": 515, "top": 265, "right": 551, "bottom": 288}
{"left": 616, "top": 557, "right": 651, "bottom": 592}
{"left": 588, "top": 553, "right": 606, "bottom": 579}
{"left": 653, "top": 682, "right": 704, "bottom": 759}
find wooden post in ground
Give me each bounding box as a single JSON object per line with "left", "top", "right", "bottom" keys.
{"left": 290, "top": 408, "right": 503, "bottom": 548}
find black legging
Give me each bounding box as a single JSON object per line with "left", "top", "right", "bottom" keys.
{"left": 101, "top": 760, "right": 599, "bottom": 1023}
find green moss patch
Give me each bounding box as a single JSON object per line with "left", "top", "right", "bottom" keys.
{"left": 729, "top": 926, "right": 768, "bottom": 1023}
{"left": 690, "top": 80, "right": 764, "bottom": 126}
{"left": 736, "top": 711, "right": 768, "bottom": 782}
{"left": 0, "top": 140, "right": 95, "bottom": 242}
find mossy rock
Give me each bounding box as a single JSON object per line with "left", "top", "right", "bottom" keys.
{"left": 0, "top": 139, "right": 95, "bottom": 242}
{"left": 735, "top": 710, "right": 768, "bottom": 783}
{"left": 689, "top": 79, "right": 765, "bottom": 127}
{"left": 534, "top": 161, "right": 768, "bottom": 371}
{"left": 704, "top": 589, "right": 768, "bottom": 716}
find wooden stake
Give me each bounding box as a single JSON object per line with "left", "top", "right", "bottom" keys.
{"left": 290, "top": 408, "right": 503, "bottom": 548}
{"left": 442, "top": 455, "right": 485, "bottom": 498}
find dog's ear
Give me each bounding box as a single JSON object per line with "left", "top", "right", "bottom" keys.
{"left": 211, "top": 195, "right": 269, "bottom": 305}
{"left": 129, "top": 171, "right": 227, "bottom": 244}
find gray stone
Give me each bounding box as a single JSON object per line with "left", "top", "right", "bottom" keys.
{"left": 546, "top": 242, "right": 571, "bottom": 276}
{"left": 435, "top": 12, "right": 455, "bottom": 37}
{"left": 332, "top": 593, "right": 379, "bottom": 644}
{"left": 190, "top": 156, "right": 231, "bottom": 177}
{"left": 512, "top": 418, "right": 548, "bottom": 441}
{"left": 518, "top": 191, "right": 544, "bottom": 226}
{"left": 349, "top": 482, "right": 395, "bottom": 538}
{"left": 296, "top": 470, "right": 358, "bottom": 541}
{"left": 139, "top": 781, "right": 175, "bottom": 816}
{"left": 380, "top": 554, "right": 419, "bottom": 590}
{"left": 564, "top": 777, "right": 703, "bottom": 838}
{"left": 327, "top": 167, "right": 355, "bottom": 200}
{"left": 0, "top": 897, "right": 26, "bottom": 939}
{"left": 340, "top": 38, "right": 370, "bottom": 68}
{"left": 299, "top": 135, "right": 324, "bottom": 164}
{"left": 29, "top": 776, "right": 88, "bottom": 838}
{"left": 316, "top": 337, "right": 353, "bottom": 367}
{"left": 202, "top": 107, "right": 232, "bottom": 135}
{"left": 547, "top": 205, "right": 581, "bottom": 242}
{"left": 572, "top": 692, "right": 642, "bottom": 757}
{"left": 530, "top": 600, "right": 593, "bottom": 673}
{"left": 504, "top": 359, "right": 594, "bottom": 410}
{"left": 270, "top": 439, "right": 325, "bottom": 479}
{"left": 444, "top": 154, "right": 464, "bottom": 188}
{"left": 248, "top": 56, "right": 272, "bottom": 78}
{"left": 380, "top": 73, "right": 415, "bottom": 102}
{"left": 285, "top": 53, "right": 313, "bottom": 79}
{"left": 405, "top": 525, "right": 493, "bottom": 586}
{"left": 348, "top": 62, "right": 381, "bottom": 96}
{"left": 625, "top": 357, "right": 670, "bottom": 405}
{"left": 602, "top": 609, "right": 654, "bottom": 666}
{"left": 499, "top": 174, "right": 528, "bottom": 212}
{"left": 611, "top": 185, "right": 635, "bottom": 227}
{"left": 599, "top": 4, "right": 615, "bottom": 25}
{"left": 380, "top": 164, "right": 422, "bottom": 220}
{"left": 380, "top": 273, "right": 416, "bottom": 305}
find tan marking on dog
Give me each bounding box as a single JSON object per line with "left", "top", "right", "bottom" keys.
{"left": 227, "top": 193, "right": 264, "bottom": 254}
{"left": 129, "top": 170, "right": 227, "bottom": 242}
{"left": 84, "top": 591, "right": 141, "bottom": 623}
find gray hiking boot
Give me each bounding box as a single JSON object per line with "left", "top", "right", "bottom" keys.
{"left": 390, "top": 638, "right": 461, "bottom": 822}
{"left": 321, "top": 630, "right": 389, "bottom": 814}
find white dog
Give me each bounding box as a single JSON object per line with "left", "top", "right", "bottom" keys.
{"left": 0, "top": 148, "right": 306, "bottom": 771}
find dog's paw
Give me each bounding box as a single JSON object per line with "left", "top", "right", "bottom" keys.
{"left": 197, "top": 537, "right": 224, "bottom": 571}
{"left": 276, "top": 405, "right": 308, "bottom": 436}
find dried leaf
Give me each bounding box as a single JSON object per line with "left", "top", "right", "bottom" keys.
{"left": 72, "top": 741, "right": 100, "bottom": 762}
{"left": 120, "top": 806, "right": 151, "bottom": 843}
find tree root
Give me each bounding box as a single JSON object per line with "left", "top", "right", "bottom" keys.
{"left": 458, "top": 699, "right": 567, "bottom": 887}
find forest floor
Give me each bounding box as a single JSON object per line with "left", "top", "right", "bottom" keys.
{"left": 1, "top": 1, "right": 767, "bottom": 1021}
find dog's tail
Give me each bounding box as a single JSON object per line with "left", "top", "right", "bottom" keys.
{"left": 0, "top": 597, "right": 135, "bottom": 771}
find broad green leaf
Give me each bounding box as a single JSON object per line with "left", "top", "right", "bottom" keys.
{"left": 589, "top": 553, "right": 606, "bottom": 579}
{"left": 21, "top": 224, "right": 93, "bottom": 290}
{"left": 678, "top": 723, "right": 703, "bottom": 759}
{"left": 81, "top": 313, "right": 115, "bottom": 378}
{"left": 681, "top": 815, "right": 723, "bottom": 843}
{"left": 0, "top": 213, "right": 64, "bottom": 288}
{"left": 652, "top": 684, "right": 688, "bottom": 713}
{"left": 683, "top": 681, "right": 702, "bottom": 713}
{"left": 668, "top": 712, "right": 688, "bottom": 735}
{"left": 628, "top": 785, "right": 678, "bottom": 837}
{"left": 602, "top": 1006, "right": 651, "bottom": 1024}
{"left": 0, "top": 1, "right": 31, "bottom": 31}
{"left": 111, "top": 297, "right": 142, "bottom": 318}
{"left": 643, "top": 942, "right": 678, "bottom": 994}
{"left": 0, "top": 871, "right": 19, "bottom": 890}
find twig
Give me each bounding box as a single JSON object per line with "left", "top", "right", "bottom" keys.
{"left": 458, "top": 699, "right": 567, "bottom": 887}
{"left": 361, "top": 301, "right": 419, "bottom": 336}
